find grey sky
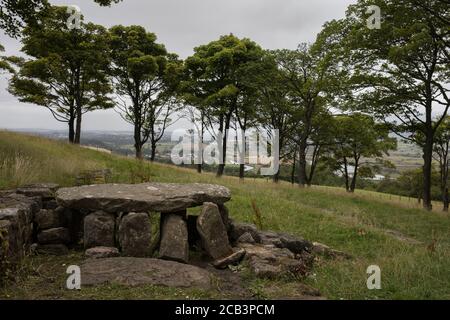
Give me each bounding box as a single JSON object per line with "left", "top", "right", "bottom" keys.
{"left": 0, "top": 0, "right": 356, "bottom": 131}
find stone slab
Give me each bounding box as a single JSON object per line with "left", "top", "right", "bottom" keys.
{"left": 81, "top": 257, "right": 212, "bottom": 289}
{"left": 57, "top": 183, "right": 231, "bottom": 213}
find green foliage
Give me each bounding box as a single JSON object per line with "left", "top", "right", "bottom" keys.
{"left": 332, "top": 0, "right": 450, "bottom": 208}
{"left": 109, "top": 25, "right": 182, "bottom": 159}
{"left": 8, "top": 6, "right": 113, "bottom": 143}
{"left": 322, "top": 113, "right": 397, "bottom": 192}
{"left": 0, "top": 0, "right": 122, "bottom": 38}
{"left": 183, "top": 34, "right": 266, "bottom": 176}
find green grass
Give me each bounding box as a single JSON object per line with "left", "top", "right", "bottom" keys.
{"left": 1, "top": 130, "right": 450, "bottom": 300}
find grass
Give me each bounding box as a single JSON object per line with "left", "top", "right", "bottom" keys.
{"left": 1, "top": 130, "right": 449, "bottom": 300}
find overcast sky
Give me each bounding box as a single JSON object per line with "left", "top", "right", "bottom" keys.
{"left": 0, "top": 0, "right": 356, "bottom": 131}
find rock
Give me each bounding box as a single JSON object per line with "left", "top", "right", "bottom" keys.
{"left": 0, "top": 205, "right": 34, "bottom": 250}
{"left": 37, "top": 227, "right": 70, "bottom": 244}
{"left": 212, "top": 248, "right": 246, "bottom": 269}
{"left": 118, "top": 212, "right": 151, "bottom": 257}
{"left": 0, "top": 205, "right": 31, "bottom": 228}
{"left": 258, "top": 231, "right": 283, "bottom": 247}
{"left": 56, "top": 183, "right": 231, "bottom": 213}
{"left": 81, "top": 257, "right": 212, "bottom": 289}
{"left": 312, "top": 242, "right": 352, "bottom": 259}
{"left": 0, "top": 220, "right": 21, "bottom": 261}
{"left": 277, "top": 233, "right": 312, "bottom": 254}
{"left": 197, "top": 202, "right": 233, "bottom": 260}
{"left": 34, "top": 209, "right": 63, "bottom": 230}
{"left": 159, "top": 214, "right": 189, "bottom": 263}
{"left": 249, "top": 257, "right": 282, "bottom": 278}
{"left": 84, "top": 211, "right": 115, "bottom": 249}
{"left": 236, "top": 232, "right": 256, "bottom": 244}
{"left": 85, "top": 247, "right": 120, "bottom": 259}
{"left": 218, "top": 204, "right": 230, "bottom": 230}
{"left": 0, "top": 193, "right": 42, "bottom": 217}
{"left": 238, "top": 243, "right": 312, "bottom": 279}
{"left": 16, "top": 183, "right": 59, "bottom": 199}
{"left": 229, "top": 222, "right": 261, "bottom": 243}
{"left": 34, "top": 244, "right": 69, "bottom": 256}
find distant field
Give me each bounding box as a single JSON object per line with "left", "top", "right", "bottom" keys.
{"left": 1, "top": 130, "right": 449, "bottom": 300}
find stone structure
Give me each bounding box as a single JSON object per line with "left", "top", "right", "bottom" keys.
{"left": 1, "top": 182, "right": 342, "bottom": 286}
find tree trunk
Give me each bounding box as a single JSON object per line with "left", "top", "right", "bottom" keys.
{"left": 443, "top": 187, "right": 449, "bottom": 212}
{"left": 197, "top": 164, "right": 202, "bottom": 174}
{"left": 422, "top": 130, "right": 434, "bottom": 211}
{"left": 74, "top": 110, "right": 82, "bottom": 145}
{"left": 343, "top": 157, "right": 350, "bottom": 192}
{"left": 239, "top": 164, "right": 245, "bottom": 180}
{"left": 217, "top": 164, "right": 225, "bottom": 177}
{"left": 217, "top": 113, "right": 232, "bottom": 178}
{"left": 297, "top": 140, "right": 308, "bottom": 187}
{"left": 349, "top": 157, "right": 359, "bottom": 193}
{"left": 150, "top": 143, "right": 157, "bottom": 162}
{"left": 135, "top": 145, "right": 143, "bottom": 160}
{"left": 68, "top": 117, "right": 75, "bottom": 144}
{"left": 290, "top": 153, "right": 296, "bottom": 185}
{"left": 273, "top": 169, "right": 280, "bottom": 183}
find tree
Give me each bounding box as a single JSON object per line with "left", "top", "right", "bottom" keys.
{"left": 341, "top": 0, "right": 450, "bottom": 209}
{"left": 324, "top": 114, "right": 397, "bottom": 193}
{"left": 0, "top": 0, "right": 121, "bottom": 38}
{"left": 184, "top": 34, "right": 265, "bottom": 177}
{"left": 245, "top": 51, "right": 295, "bottom": 182}
{"left": 433, "top": 117, "right": 450, "bottom": 211}
{"left": 8, "top": 6, "right": 113, "bottom": 143}
{"left": 109, "top": 25, "right": 180, "bottom": 160}
{"left": 273, "top": 42, "right": 342, "bottom": 187}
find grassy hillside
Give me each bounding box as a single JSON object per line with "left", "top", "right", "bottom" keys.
{"left": 1, "top": 130, "right": 449, "bottom": 300}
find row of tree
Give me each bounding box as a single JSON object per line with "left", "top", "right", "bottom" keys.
{"left": 0, "top": 0, "right": 448, "bottom": 211}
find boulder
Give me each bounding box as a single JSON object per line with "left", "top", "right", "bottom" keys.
{"left": 237, "top": 232, "right": 256, "bottom": 244}
{"left": 197, "top": 202, "right": 233, "bottom": 260}
{"left": 0, "top": 220, "right": 21, "bottom": 261}
{"left": 32, "top": 244, "right": 69, "bottom": 256}
{"left": 85, "top": 246, "right": 120, "bottom": 259}
{"left": 118, "top": 212, "right": 151, "bottom": 257}
{"left": 81, "top": 257, "right": 212, "bottom": 289}
{"left": 229, "top": 222, "right": 261, "bottom": 243}
{"left": 159, "top": 214, "right": 189, "bottom": 263}
{"left": 0, "top": 193, "right": 41, "bottom": 218}
{"left": 0, "top": 205, "right": 34, "bottom": 250}
{"left": 16, "top": 183, "right": 59, "bottom": 199}
{"left": 56, "top": 183, "right": 231, "bottom": 213}
{"left": 212, "top": 248, "right": 246, "bottom": 269}
{"left": 258, "top": 231, "right": 283, "bottom": 247}
{"left": 84, "top": 211, "right": 115, "bottom": 249}
{"left": 218, "top": 204, "right": 230, "bottom": 230}
{"left": 312, "top": 242, "right": 352, "bottom": 259}
{"left": 277, "top": 233, "right": 312, "bottom": 254}
{"left": 34, "top": 209, "right": 63, "bottom": 230}
{"left": 238, "top": 243, "right": 313, "bottom": 279}
{"left": 37, "top": 227, "right": 70, "bottom": 244}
